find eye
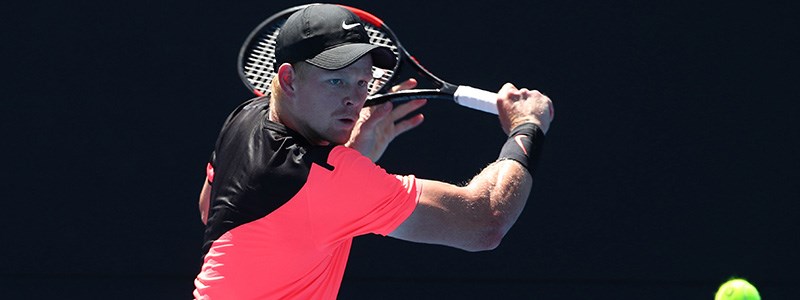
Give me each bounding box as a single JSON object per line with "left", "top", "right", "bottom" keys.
{"left": 327, "top": 79, "right": 343, "bottom": 86}
{"left": 357, "top": 80, "right": 369, "bottom": 88}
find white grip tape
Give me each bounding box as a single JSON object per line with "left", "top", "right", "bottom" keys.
{"left": 453, "top": 86, "right": 498, "bottom": 115}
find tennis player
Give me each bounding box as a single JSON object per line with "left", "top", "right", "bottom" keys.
{"left": 194, "top": 4, "right": 554, "bottom": 299}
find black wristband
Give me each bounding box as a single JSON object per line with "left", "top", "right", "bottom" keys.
{"left": 498, "top": 123, "right": 545, "bottom": 172}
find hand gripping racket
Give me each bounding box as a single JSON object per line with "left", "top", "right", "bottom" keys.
{"left": 238, "top": 3, "right": 500, "bottom": 114}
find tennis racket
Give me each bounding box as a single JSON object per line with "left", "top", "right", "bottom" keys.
{"left": 238, "top": 3, "right": 500, "bottom": 115}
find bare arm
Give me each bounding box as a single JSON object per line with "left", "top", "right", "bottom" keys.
{"left": 389, "top": 83, "right": 554, "bottom": 252}
{"left": 199, "top": 180, "right": 211, "bottom": 225}
{"left": 391, "top": 160, "right": 532, "bottom": 251}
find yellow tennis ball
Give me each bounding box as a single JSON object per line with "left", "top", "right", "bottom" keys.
{"left": 715, "top": 278, "right": 761, "bottom": 300}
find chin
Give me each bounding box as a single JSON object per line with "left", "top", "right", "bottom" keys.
{"left": 330, "top": 136, "right": 350, "bottom": 145}
{"left": 319, "top": 132, "right": 348, "bottom": 146}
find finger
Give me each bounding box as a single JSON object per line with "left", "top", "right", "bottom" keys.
{"left": 390, "top": 78, "right": 419, "bottom": 92}
{"left": 499, "top": 83, "right": 523, "bottom": 102}
{"left": 359, "top": 102, "right": 392, "bottom": 129}
{"left": 529, "top": 89, "right": 543, "bottom": 100}
{"left": 390, "top": 99, "right": 427, "bottom": 121}
{"left": 498, "top": 82, "right": 516, "bottom": 97}
{"left": 392, "top": 114, "right": 425, "bottom": 137}
{"left": 372, "top": 101, "right": 393, "bottom": 119}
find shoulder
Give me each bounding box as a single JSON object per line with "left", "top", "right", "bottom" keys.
{"left": 323, "top": 146, "right": 413, "bottom": 190}
{"left": 228, "top": 96, "right": 270, "bottom": 123}
{"left": 327, "top": 145, "right": 374, "bottom": 170}
{"left": 303, "top": 145, "right": 384, "bottom": 181}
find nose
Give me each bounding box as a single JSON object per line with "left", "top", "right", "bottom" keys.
{"left": 344, "top": 85, "right": 368, "bottom": 107}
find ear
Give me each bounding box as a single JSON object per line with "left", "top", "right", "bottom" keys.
{"left": 277, "top": 63, "right": 297, "bottom": 98}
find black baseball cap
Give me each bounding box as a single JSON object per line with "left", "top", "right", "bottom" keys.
{"left": 274, "top": 4, "right": 396, "bottom": 72}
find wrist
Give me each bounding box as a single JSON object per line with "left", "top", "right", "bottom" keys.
{"left": 497, "top": 123, "right": 545, "bottom": 172}
{"left": 510, "top": 119, "right": 543, "bottom": 134}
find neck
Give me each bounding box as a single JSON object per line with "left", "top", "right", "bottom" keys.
{"left": 268, "top": 106, "right": 279, "bottom": 123}
{"left": 269, "top": 97, "right": 330, "bottom": 146}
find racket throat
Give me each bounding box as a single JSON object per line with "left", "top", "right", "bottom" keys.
{"left": 439, "top": 84, "right": 458, "bottom": 95}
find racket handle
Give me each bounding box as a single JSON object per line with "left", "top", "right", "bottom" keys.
{"left": 453, "top": 86, "right": 498, "bottom": 115}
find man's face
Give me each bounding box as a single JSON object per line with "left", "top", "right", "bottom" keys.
{"left": 291, "top": 55, "right": 374, "bottom": 145}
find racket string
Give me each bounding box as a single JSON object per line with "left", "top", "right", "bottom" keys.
{"left": 363, "top": 25, "right": 398, "bottom": 95}
{"left": 245, "top": 22, "right": 283, "bottom": 93}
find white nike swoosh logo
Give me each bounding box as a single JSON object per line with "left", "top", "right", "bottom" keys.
{"left": 514, "top": 135, "right": 529, "bottom": 156}
{"left": 342, "top": 21, "right": 361, "bottom": 30}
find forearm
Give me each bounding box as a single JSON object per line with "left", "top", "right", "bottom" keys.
{"left": 465, "top": 159, "right": 533, "bottom": 239}
{"left": 396, "top": 160, "right": 533, "bottom": 252}
{"left": 391, "top": 84, "right": 552, "bottom": 251}
{"left": 454, "top": 123, "right": 543, "bottom": 247}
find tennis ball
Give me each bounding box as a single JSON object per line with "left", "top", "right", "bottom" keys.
{"left": 715, "top": 278, "right": 760, "bottom": 300}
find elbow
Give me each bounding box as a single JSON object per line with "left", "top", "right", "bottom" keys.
{"left": 467, "top": 232, "right": 504, "bottom": 252}
{"left": 199, "top": 200, "right": 210, "bottom": 225}
{"left": 464, "top": 213, "right": 511, "bottom": 252}
{"left": 200, "top": 209, "right": 209, "bottom": 225}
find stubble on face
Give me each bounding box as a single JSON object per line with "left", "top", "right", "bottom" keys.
{"left": 289, "top": 57, "right": 374, "bottom": 146}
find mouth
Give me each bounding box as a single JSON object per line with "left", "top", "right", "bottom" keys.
{"left": 337, "top": 117, "right": 356, "bottom": 126}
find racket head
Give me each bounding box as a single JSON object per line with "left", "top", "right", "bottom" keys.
{"left": 237, "top": 4, "right": 403, "bottom": 98}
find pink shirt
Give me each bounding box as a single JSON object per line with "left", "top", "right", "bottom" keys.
{"left": 194, "top": 146, "right": 420, "bottom": 299}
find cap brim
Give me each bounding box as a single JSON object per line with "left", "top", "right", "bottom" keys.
{"left": 306, "top": 43, "right": 396, "bottom": 70}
